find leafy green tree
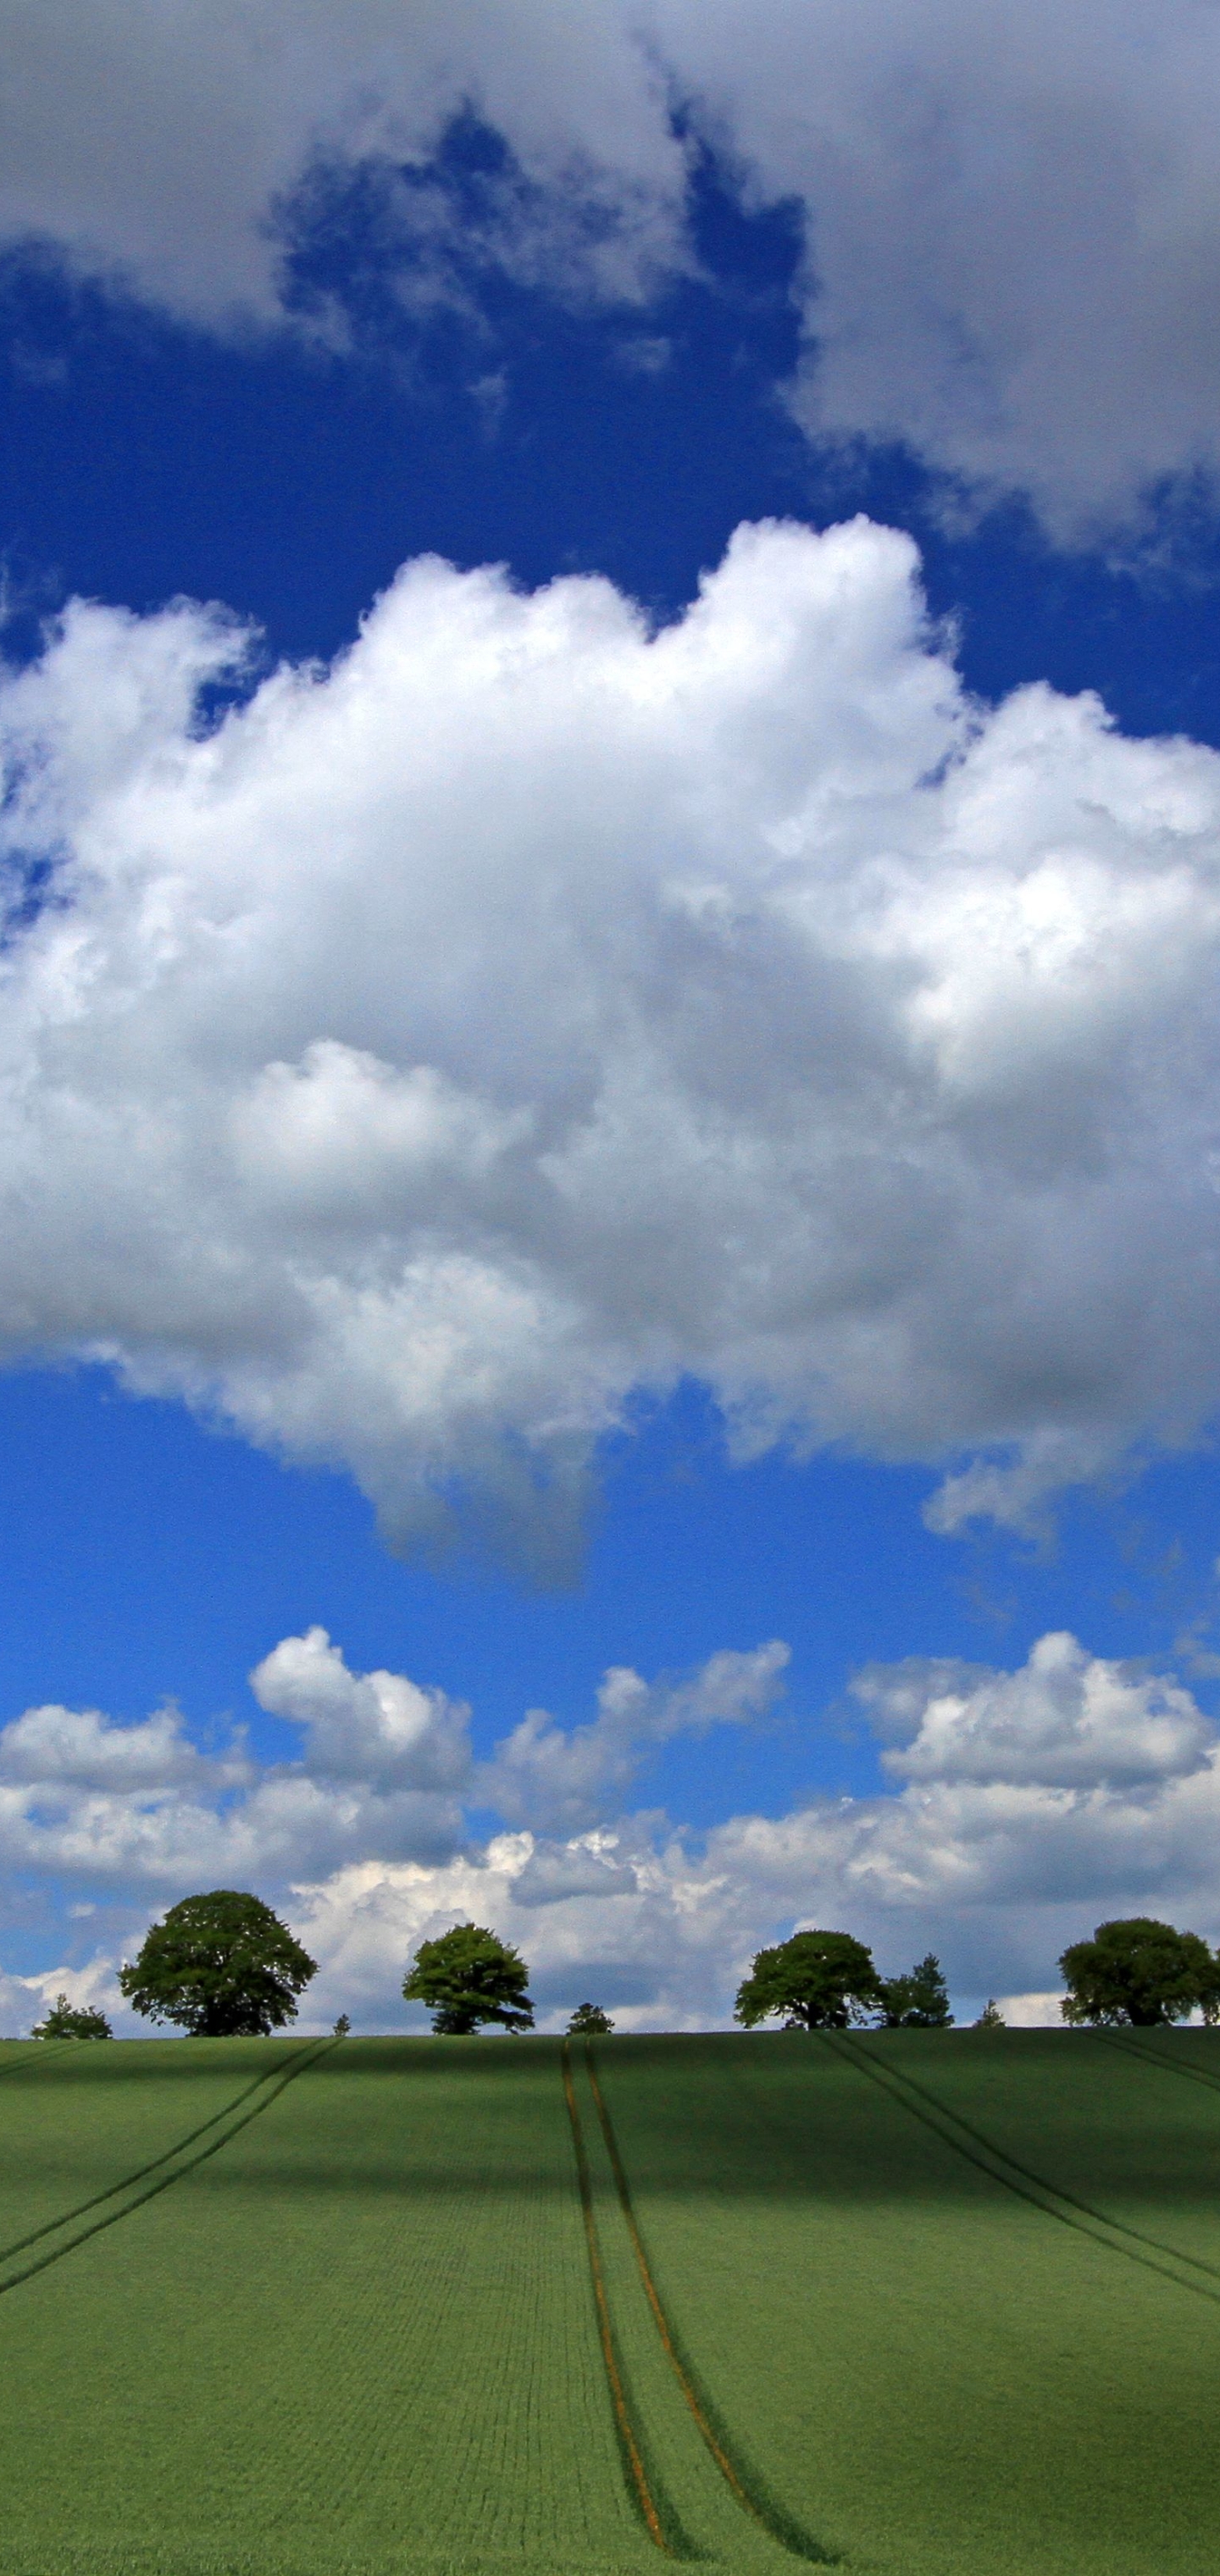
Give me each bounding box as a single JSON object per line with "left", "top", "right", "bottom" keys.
{"left": 31, "top": 1993, "right": 112, "bottom": 2039}
{"left": 735, "top": 1929, "right": 882, "bottom": 2030}
{"left": 119, "top": 1890, "right": 317, "bottom": 2035}
{"left": 403, "top": 1924, "right": 535, "bottom": 2034}
{"left": 567, "top": 2001, "right": 614, "bottom": 2035}
{"left": 332, "top": 2013, "right": 352, "bottom": 2037}
{"left": 878, "top": 1953, "right": 954, "bottom": 2027}
{"left": 973, "top": 1997, "right": 1006, "bottom": 2030}
{"left": 1059, "top": 1917, "right": 1219, "bottom": 2027}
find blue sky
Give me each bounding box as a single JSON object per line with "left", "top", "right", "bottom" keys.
{"left": 5, "top": 3, "right": 1220, "bottom": 2032}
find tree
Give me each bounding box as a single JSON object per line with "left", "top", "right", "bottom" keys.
{"left": 403, "top": 1924, "right": 535, "bottom": 2035}
{"left": 973, "top": 1998, "right": 1006, "bottom": 2030}
{"left": 1059, "top": 1917, "right": 1220, "bottom": 2028}
{"left": 332, "top": 2013, "right": 352, "bottom": 2037}
{"left": 735, "top": 1929, "right": 882, "bottom": 2031}
{"left": 119, "top": 1890, "right": 317, "bottom": 2035}
{"left": 31, "top": 1994, "right": 112, "bottom": 2040}
{"left": 878, "top": 1953, "right": 954, "bottom": 2027}
{"left": 567, "top": 2001, "right": 614, "bottom": 2035}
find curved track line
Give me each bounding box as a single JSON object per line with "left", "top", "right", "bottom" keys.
{"left": 827, "top": 2036, "right": 1220, "bottom": 2306}
{"left": 0, "top": 2040, "right": 325, "bottom": 2269}
{"left": 0, "top": 2041, "right": 75, "bottom": 2079}
{"left": 0, "top": 2035, "right": 337, "bottom": 2299}
{"left": 585, "top": 2044, "right": 835, "bottom": 2564}
{"left": 1093, "top": 2030, "right": 1220, "bottom": 2096}
{"left": 560, "top": 2040, "right": 674, "bottom": 2555}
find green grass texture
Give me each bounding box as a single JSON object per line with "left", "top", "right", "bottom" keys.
{"left": 2, "top": 2029, "right": 1220, "bottom": 2574}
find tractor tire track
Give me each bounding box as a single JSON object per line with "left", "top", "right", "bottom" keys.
{"left": 585, "top": 2043, "right": 835, "bottom": 2564}
{"left": 1093, "top": 2029, "right": 1220, "bottom": 2096}
{"left": 828, "top": 2035, "right": 1220, "bottom": 2307}
{"left": 0, "top": 2038, "right": 327, "bottom": 2270}
{"left": 0, "top": 2041, "right": 75, "bottom": 2079}
{"left": 560, "top": 2040, "right": 687, "bottom": 2557}
{"left": 0, "top": 2035, "right": 337, "bottom": 2300}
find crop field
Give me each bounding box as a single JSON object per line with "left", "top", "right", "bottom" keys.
{"left": 1, "top": 2031, "right": 1220, "bottom": 2576}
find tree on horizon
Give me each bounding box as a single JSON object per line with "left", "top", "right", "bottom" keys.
{"left": 735, "top": 1930, "right": 882, "bottom": 2030}
{"left": 403, "top": 1924, "right": 535, "bottom": 2035}
{"left": 1059, "top": 1918, "right": 1219, "bottom": 2027}
{"left": 119, "top": 1890, "right": 317, "bottom": 2035}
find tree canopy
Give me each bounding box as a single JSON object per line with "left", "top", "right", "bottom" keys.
{"left": 31, "top": 1994, "right": 112, "bottom": 2040}
{"left": 1059, "top": 1917, "right": 1220, "bottom": 2027}
{"left": 878, "top": 1953, "right": 954, "bottom": 2027}
{"left": 735, "top": 1929, "right": 882, "bottom": 2030}
{"left": 567, "top": 2001, "right": 614, "bottom": 2035}
{"left": 403, "top": 1924, "right": 535, "bottom": 2035}
{"left": 118, "top": 1890, "right": 318, "bottom": 2035}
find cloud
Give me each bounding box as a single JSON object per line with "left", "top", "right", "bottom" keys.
{"left": 6, "top": 5, "right": 1220, "bottom": 530}
{"left": 6, "top": 520, "right": 1220, "bottom": 1556}
{"left": 854, "top": 1632, "right": 1214, "bottom": 1789}
{"left": 251, "top": 1624, "right": 471, "bottom": 1790}
{"left": 481, "top": 1641, "right": 789, "bottom": 1832}
{"left": 0, "top": 1700, "right": 229, "bottom": 1791}
{"left": 4, "top": 1624, "right": 1220, "bottom": 2029}
{"left": 0, "top": 1, "right": 685, "bottom": 326}
{"left": 0, "top": 1628, "right": 784, "bottom": 1900}
{"left": 0, "top": 1631, "right": 472, "bottom": 1891}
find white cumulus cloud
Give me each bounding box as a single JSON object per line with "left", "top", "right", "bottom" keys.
{"left": 3, "top": 519, "right": 1220, "bottom": 1557}
{"left": 251, "top": 1624, "right": 471, "bottom": 1790}
{"left": 855, "top": 1631, "right": 1214, "bottom": 1789}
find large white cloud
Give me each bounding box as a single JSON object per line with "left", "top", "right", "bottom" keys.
{"left": 4, "top": 3, "right": 1220, "bottom": 531}
{"left": 3, "top": 518, "right": 1220, "bottom": 1556}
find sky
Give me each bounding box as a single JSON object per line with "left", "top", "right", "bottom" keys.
{"left": 6, "top": 2, "right": 1220, "bottom": 2035}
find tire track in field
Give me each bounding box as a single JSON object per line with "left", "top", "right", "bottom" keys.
{"left": 1093, "top": 2029, "right": 1220, "bottom": 2097}
{"left": 560, "top": 2040, "right": 685, "bottom": 2557}
{"left": 0, "top": 2035, "right": 338, "bottom": 2299}
{"left": 585, "top": 2043, "right": 836, "bottom": 2565}
{"left": 0, "top": 2041, "right": 75, "bottom": 2079}
{"left": 0, "top": 2040, "right": 330, "bottom": 2272}
{"left": 827, "top": 2035, "right": 1220, "bottom": 2307}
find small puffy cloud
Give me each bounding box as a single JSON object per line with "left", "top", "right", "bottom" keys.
{"left": 0, "top": 1701, "right": 227, "bottom": 1791}
{"left": 251, "top": 1625, "right": 471, "bottom": 1791}
{"left": 480, "top": 1641, "right": 788, "bottom": 1833}
{"left": 854, "top": 1632, "right": 1214, "bottom": 1790}
{"left": 8, "top": 521, "right": 1220, "bottom": 1559}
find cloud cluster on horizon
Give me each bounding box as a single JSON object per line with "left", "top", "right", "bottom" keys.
{"left": 6, "top": 1623, "right": 1220, "bottom": 2036}
{"left": 4, "top": 2, "right": 1220, "bottom": 535}
{"left": 3, "top": 518, "right": 1220, "bottom": 1562}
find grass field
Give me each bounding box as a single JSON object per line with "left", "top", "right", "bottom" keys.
{"left": 2, "top": 2029, "right": 1220, "bottom": 2575}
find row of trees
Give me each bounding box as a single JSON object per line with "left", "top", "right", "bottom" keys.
{"left": 732, "top": 1917, "right": 1220, "bottom": 2032}
{"left": 24, "top": 1893, "right": 1220, "bottom": 2040}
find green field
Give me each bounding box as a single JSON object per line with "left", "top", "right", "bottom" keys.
{"left": 3, "top": 2028, "right": 1220, "bottom": 2575}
